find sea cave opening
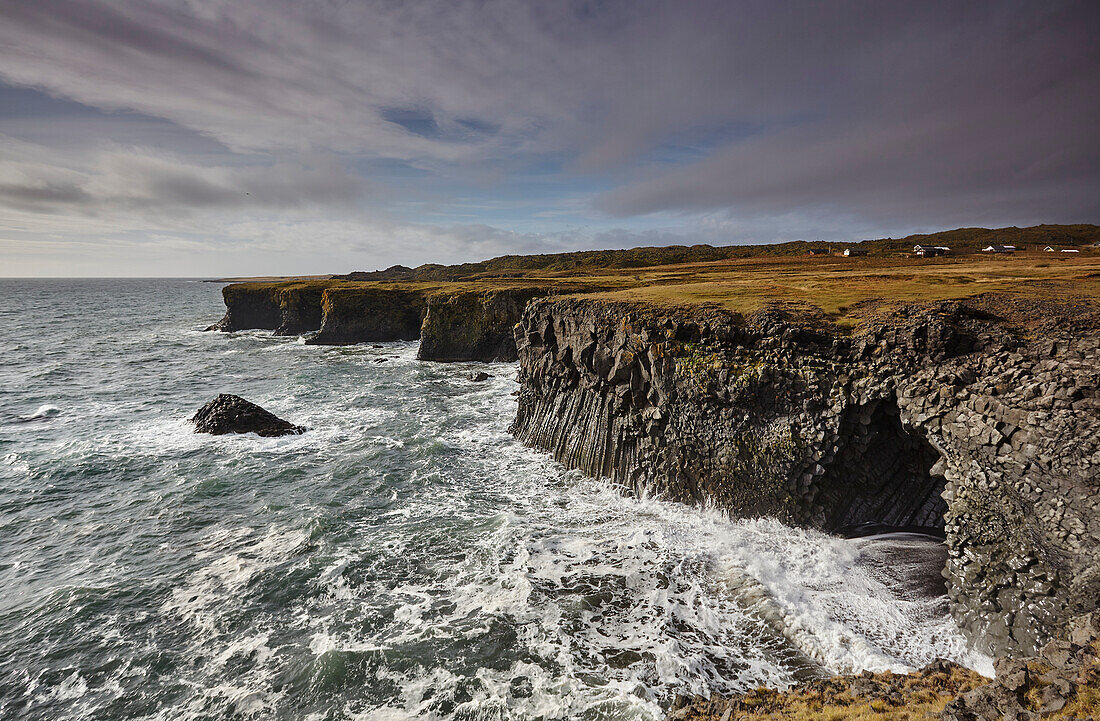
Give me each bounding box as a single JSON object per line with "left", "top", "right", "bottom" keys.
{"left": 814, "top": 395, "right": 948, "bottom": 536}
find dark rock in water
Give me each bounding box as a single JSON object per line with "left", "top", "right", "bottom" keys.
{"left": 469, "top": 371, "right": 490, "bottom": 382}
{"left": 191, "top": 394, "right": 305, "bottom": 437}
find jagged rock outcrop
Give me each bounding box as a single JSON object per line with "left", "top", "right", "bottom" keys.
{"left": 191, "top": 394, "right": 305, "bottom": 437}
{"left": 512, "top": 295, "right": 1100, "bottom": 656}
{"left": 417, "top": 288, "right": 548, "bottom": 362}
{"left": 941, "top": 613, "right": 1100, "bottom": 719}
{"left": 305, "top": 287, "right": 426, "bottom": 345}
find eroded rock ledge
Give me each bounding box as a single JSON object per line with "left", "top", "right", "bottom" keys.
{"left": 511, "top": 295, "right": 1100, "bottom": 657}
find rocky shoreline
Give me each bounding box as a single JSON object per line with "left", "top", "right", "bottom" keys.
{"left": 671, "top": 613, "right": 1100, "bottom": 720}
{"left": 208, "top": 280, "right": 1100, "bottom": 716}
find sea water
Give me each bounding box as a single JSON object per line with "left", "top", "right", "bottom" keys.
{"left": 0, "top": 279, "right": 991, "bottom": 721}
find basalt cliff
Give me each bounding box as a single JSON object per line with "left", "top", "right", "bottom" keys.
{"left": 511, "top": 295, "right": 1100, "bottom": 659}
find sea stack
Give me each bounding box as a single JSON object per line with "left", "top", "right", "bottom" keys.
{"left": 191, "top": 394, "right": 305, "bottom": 437}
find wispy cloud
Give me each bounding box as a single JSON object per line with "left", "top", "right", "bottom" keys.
{"left": 0, "top": 150, "right": 365, "bottom": 216}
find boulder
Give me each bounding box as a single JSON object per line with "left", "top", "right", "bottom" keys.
{"left": 191, "top": 394, "right": 305, "bottom": 437}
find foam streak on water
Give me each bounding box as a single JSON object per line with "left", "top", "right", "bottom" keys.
{"left": 0, "top": 279, "right": 990, "bottom": 721}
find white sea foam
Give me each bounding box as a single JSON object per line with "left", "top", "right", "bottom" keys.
{"left": 19, "top": 404, "right": 61, "bottom": 421}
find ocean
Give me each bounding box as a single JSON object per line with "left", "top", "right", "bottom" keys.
{"left": 0, "top": 279, "right": 990, "bottom": 721}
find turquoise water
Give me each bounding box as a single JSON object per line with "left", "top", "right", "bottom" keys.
{"left": 0, "top": 279, "right": 988, "bottom": 721}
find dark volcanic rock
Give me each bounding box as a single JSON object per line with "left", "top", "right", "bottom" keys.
{"left": 305, "top": 287, "right": 426, "bottom": 345}
{"left": 206, "top": 283, "right": 324, "bottom": 335}
{"left": 469, "top": 371, "right": 490, "bottom": 382}
{"left": 417, "top": 288, "right": 550, "bottom": 362}
{"left": 512, "top": 294, "right": 1100, "bottom": 656}
{"left": 191, "top": 394, "right": 305, "bottom": 437}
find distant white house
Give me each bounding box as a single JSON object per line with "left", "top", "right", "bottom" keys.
{"left": 913, "top": 245, "right": 945, "bottom": 257}
{"left": 1044, "top": 246, "right": 1057, "bottom": 252}
{"left": 982, "top": 245, "right": 1018, "bottom": 253}
{"left": 1062, "top": 248, "right": 1080, "bottom": 253}
{"left": 843, "top": 248, "right": 868, "bottom": 257}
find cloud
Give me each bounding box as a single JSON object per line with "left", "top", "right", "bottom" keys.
{"left": 0, "top": 150, "right": 365, "bottom": 216}
{"left": 0, "top": 0, "right": 1096, "bottom": 276}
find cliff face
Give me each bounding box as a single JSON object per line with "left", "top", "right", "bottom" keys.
{"left": 209, "top": 281, "right": 558, "bottom": 356}
{"left": 206, "top": 283, "right": 325, "bottom": 335}
{"left": 304, "top": 287, "right": 427, "bottom": 345}
{"left": 417, "top": 288, "right": 549, "bottom": 362}
{"left": 512, "top": 296, "right": 1100, "bottom": 656}
{"left": 207, "top": 284, "right": 282, "bottom": 332}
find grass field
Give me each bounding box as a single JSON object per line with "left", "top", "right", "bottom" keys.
{"left": 575, "top": 251, "right": 1100, "bottom": 322}
{"left": 221, "top": 224, "right": 1100, "bottom": 328}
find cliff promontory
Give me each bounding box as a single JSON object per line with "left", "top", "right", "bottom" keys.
{"left": 511, "top": 294, "right": 1100, "bottom": 657}
{"left": 417, "top": 288, "right": 551, "bottom": 362}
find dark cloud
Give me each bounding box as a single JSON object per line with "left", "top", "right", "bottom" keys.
{"left": 0, "top": 152, "right": 365, "bottom": 215}
{"left": 593, "top": 1, "right": 1100, "bottom": 226}
{"left": 0, "top": 181, "right": 91, "bottom": 207}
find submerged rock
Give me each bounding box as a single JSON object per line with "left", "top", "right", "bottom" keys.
{"left": 469, "top": 371, "right": 490, "bottom": 382}
{"left": 191, "top": 394, "right": 305, "bottom": 437}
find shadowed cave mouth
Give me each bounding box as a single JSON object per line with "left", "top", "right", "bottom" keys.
{"left": 816, "top": 395, "right": 948, "bottom": 538}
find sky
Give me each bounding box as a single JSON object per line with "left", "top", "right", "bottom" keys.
{"left": 0, "top": 0, "right": 1097, "bottom": 277}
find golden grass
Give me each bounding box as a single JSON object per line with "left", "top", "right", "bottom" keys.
{"left": 578, "top": 253, "right": 1100, "bottom": 320}
{"left": 225, "top": 251, "right": 1100, "bottom": 327}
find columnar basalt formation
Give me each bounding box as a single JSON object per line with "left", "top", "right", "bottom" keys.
{"left": 511, "top": 295, "right": 1100, "bottom": 656}
{"left": 417, "top": 288, "right": 550, "bottom": 362}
